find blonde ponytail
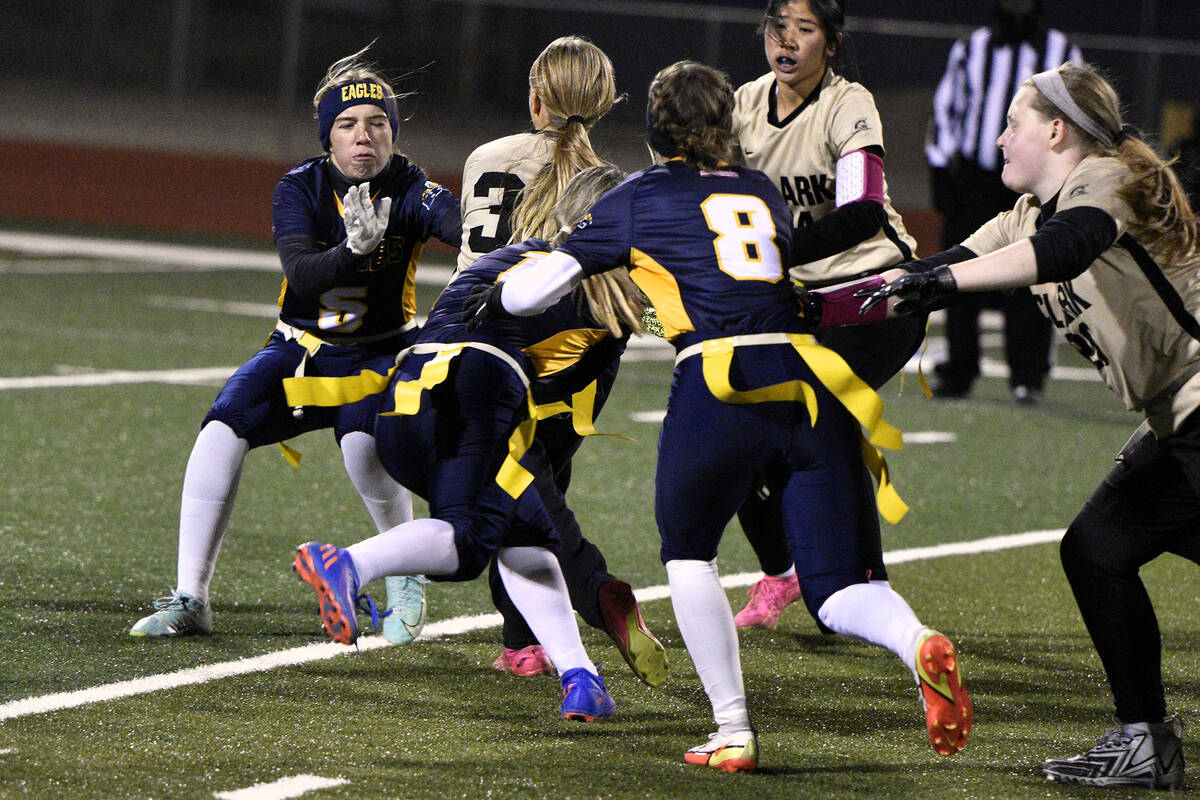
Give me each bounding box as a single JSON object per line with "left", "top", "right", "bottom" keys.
{"left": 509, "top": 36, "right": 619, "bottom": 242}
{"left": 550, "top": 165, "right": 648, "bottom": 337}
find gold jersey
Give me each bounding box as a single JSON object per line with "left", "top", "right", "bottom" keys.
{"left": 963, "top": 154, "right": 1200, "bottom": 435}
{"left": 733, "top": 70, "right": 917, "bottom": 285}
{"left": 457, "top": 131, "right": 556, "bottom": 273}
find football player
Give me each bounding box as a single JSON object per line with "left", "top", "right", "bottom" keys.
{"left": 468, "top": 60, "right": 973, "bottom": 771}
{"left": 130, "top": 46, "right": 460, "bottom": 642}
{"left": 290, "top": 164, "right": 646, "bottom": 722}
{"left": 456, "top": 36, "right": 666, "bottom": 685}
{"left": 859, "top": 61, "right": 1198, "bottom": 790}
{"left": 728, "top": 0, "right": 926, "bottom": 630}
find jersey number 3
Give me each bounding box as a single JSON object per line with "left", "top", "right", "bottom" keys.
{"left": 467, "top": 172, "right": 526, "bottom": 254}
{"left": 702, "top": 194, "right": 783, "bottom": 281}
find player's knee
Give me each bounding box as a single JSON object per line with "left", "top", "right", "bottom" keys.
{"left": 434, "top": 520, "right": 493, "bottom": 582}
{"left": 202, "top": 408, "right": 251, "bottom": 440}
{"left": 1061, "top": 508, "right": 1128, "bottom": 582}
{"left": 802, "top": 590, "right": 836, "bottom": 633}
{"left": 446, "top": 548, "right": 489, "bottom": 581}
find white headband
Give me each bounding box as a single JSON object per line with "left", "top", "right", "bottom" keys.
{"left": 1030, "top": 67, "right": 1117, "bottom": 148}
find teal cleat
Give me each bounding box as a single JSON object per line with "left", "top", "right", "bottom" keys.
{"left": 382, "top": 575, "right": 428, "bottom": 644}
{"left": 129, "top": 591, "right": 212, "bottom": 637}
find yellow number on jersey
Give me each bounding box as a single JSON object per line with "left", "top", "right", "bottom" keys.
{"left": 318, "top": 286, "right": 368, "bottom": 332}
{"left": 701, "top": 194, "right": 783, "bottom": 281}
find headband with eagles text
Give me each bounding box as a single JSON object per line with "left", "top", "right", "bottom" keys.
{"left": 317, "top": 80, "right": 400, "bottom": 151}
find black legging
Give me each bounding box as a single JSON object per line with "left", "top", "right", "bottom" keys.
{"left": 1060, "top": 421, "right": 1200, "bottom": 722}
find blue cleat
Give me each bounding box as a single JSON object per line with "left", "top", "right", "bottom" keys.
{"left": 559, "top": 667, "right": 616, "bottom": 722}
{"left": 292, "top": 541, "right": 376, "bottom": 645}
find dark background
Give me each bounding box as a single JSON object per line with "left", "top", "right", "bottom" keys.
{"left": 2, "top": 1, "right": 1197, "bottom": 240}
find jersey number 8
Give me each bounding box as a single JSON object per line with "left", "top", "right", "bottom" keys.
{"left": 701, "top": 194, "right": 783, "bottom": 282}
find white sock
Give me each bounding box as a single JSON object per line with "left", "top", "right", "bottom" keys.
{"left": 497, "top": 546, "right": 594, "bottom": 675}
{"left": 666, "top": 558, "right": 751, "bottom": 735}
{"left": 341, "top": 431, "right": 413, "bottom": 532}
{"left": 176, "top": 421, "right": 249, "bottom": 603}
{"left": 345, "top": 518, "right": 458, "bottom": 586}
{"left": 770, "top": 565, "right": 797, "bottom": 580}
{"left": 817, "top": 580, "right": 927, "bottom": 675}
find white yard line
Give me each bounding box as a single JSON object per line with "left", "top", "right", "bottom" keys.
{"left": 213, "top": 775, "right": 348, "bottom": 800}
{"left": 0, "top": 230, "right": 453, "bottom": 284}
{"left": 0, "top": 529, "right": 1063, "bottom": 722}
{"left": 0, "top": 367, "right": 237, "bottom": 390}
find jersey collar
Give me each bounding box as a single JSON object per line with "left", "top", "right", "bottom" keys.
{"left": 768, "top": 69, "right": 832, "bottom": 128}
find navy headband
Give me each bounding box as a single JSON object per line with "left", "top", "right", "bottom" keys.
{"left": 317, "top": 80, "right": 400, "bottom": 151}
{"left": 645, "top": 104, "right": 679, "bottom": 158}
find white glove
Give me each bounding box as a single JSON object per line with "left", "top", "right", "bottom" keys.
{"left": 343, "top": 182, "right": 393, "bottom": 255}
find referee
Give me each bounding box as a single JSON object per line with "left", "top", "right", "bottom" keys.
{"left": 925, "top": 0, "right": 1081, "bottom": 402}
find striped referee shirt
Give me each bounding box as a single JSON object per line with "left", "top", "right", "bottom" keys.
{"left": 926, "top": 26, "right": 1082, "bottom": 171}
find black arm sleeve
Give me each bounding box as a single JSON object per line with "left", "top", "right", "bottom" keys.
{"left": 895, "top": 245, "right": 978, "bottom": 310}
{"left": 902, "top": 244, "right": 977, "bottom": 273}
{"left": 276, "top": 233, "right": 370, "bottom": 298}
{"left": 1029, "top": 206, "right": 1118, "bottom": 284}
{"left": 789, "top": 145, "right": 888, "bottom": 267}
{"left": 790, "top": 200, "right": 887, "bottom": 266}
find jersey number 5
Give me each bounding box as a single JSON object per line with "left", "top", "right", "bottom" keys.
{"left": 701, "top": 194, "right": 783, "bottom": 281}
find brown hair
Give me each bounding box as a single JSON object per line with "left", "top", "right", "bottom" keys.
{"left": 551, "top": 165, "right": 647, "bottom": 337}
{"left": 1026, "top": 62, "right": 1198, "bottom": 262}
{"left": 647, "top": 61, "right": 738, "bottom": 170}
{"left": 508, "top": 36, "right": 619, "bottom": 242}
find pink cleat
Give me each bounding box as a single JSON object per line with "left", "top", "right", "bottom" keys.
{"left": 734, "top": 573, "right": 802, "bottom": 629}
{"left": 492, "top": 644, "right": 555, "bottom": 676}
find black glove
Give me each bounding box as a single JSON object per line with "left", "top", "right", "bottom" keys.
{"left": 461, "top": 282, "right": 509, "bottom": 332}
{"left": 793, "top": 285, "right": 824, "bottom": 327}
{"left": 858, "top": 264, "right": 958, "bottom": 316}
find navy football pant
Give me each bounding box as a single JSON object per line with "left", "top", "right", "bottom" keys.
{"left": 373, "top": 349, "right": 559, "bottom": 581}
{"left": 739, "top": 316, "right": 925, "bottom": 578}
{"left": 205, "top": 329, "right": 412, "bottom": 446}
{"left": 489, "top": 359, "right": 622, "bottom": 649}
{"left": 656, "top": 353, "right": 885, "bottom": 619}
{"left": 1061, "top": 417, "right": 1200, "bottom": 723}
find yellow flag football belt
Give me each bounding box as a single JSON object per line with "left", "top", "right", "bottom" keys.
{"left": 282, "top": 341, "right": 610, "bottom": 500}
{"left": 674, "top": 332, "right": 908, "bottom": 524}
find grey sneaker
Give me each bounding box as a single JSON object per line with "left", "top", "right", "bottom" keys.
{"left": 382, "top": 575, "right": 427, "bottom": 644}
{"left": 1043, "top": 717, "right": 1185, "bottom": 789}
{"left": 129, "top": 591, "right": 213, "bottom": 637}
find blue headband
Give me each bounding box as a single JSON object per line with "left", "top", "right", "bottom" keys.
{"left": 645, "top": 104, "right": 679, "bottom": 158}
{"left": 317, "top": 80, "right": 400, "bottom": 151}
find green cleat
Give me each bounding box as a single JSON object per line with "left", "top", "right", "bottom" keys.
{"left": 129, "top": 591, "right": 212, "bottom": 637}
{"left": 598, "top": 579, "right": 669, "bottom": 687}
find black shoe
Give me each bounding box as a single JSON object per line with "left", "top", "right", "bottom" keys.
{"left": 932, "top": 363, "right": 973, "bottom": 399}
{"left": 931, "top": 379, "right": 972, "bottom": 399}
{"left": 1012, "top": 385, "right": 1042, "bottom": 405}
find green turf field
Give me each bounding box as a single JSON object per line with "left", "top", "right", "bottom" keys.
{"left": 1, "top": 239, "right": 1196, "bottom": 799}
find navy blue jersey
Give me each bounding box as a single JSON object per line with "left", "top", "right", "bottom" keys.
{"left": 271, "top": 155, "right": 458, "bottom": 340}
{"left": 557, "top": 160, "right": 798, "bottom": 342}
{"left": 422, "top": 239, "right": 623, "bottom": 401}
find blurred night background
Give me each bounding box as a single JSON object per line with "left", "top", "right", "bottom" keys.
{"left": 2, "top": 0, "right": 1198, "bottom": 245}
